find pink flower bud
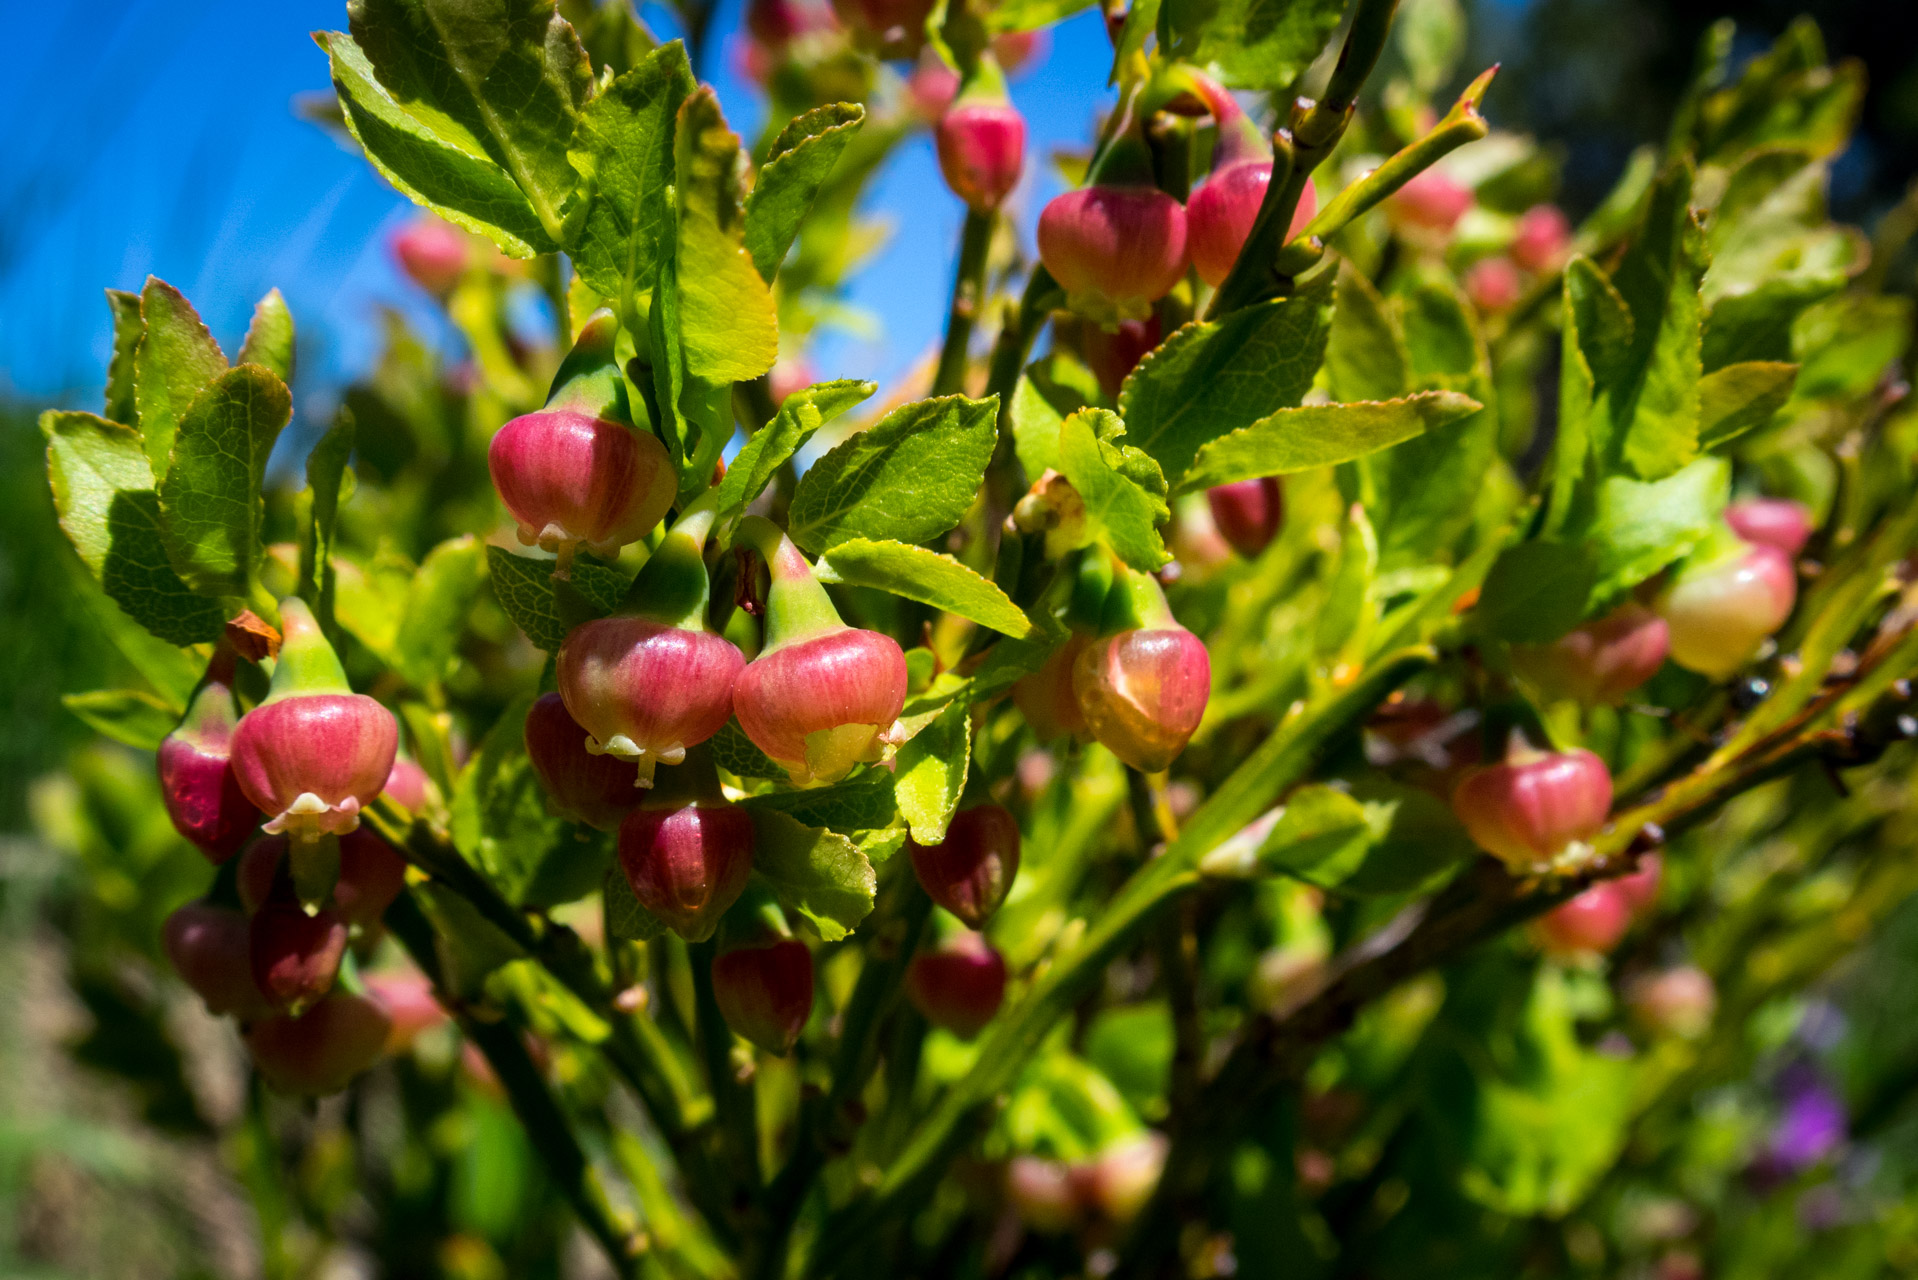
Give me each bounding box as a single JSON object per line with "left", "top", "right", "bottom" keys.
{"left": 1012, "top": 632, "right": 1091, "bottom": 743}
{"left": 769, "top": 358, "right": 817, "bottom": 406}
{"left": 712, "top": 937, "right": 814, "bottom": 1054}
{"left": 163, "top": 901, "right": 273, "bottom": 1020}
{"left": 383, "top": 757, "right": 432, "bottom": 813}
{"left": 250, "top": 899, "right": 349, "bottom": 1013}
{"left": 1006, "top": 1156, "right": 1081, "bottom": 1232}
{"left": 1075, "top": 1133, "right": 1168, "bottom": 1224}
{"left": 1072, "top": 627, "right": 1211, "bottom": 773}
{"left": 1451, "top": 739, "right": 1613, "bottom": 871}
{"left": 1511, "top": 204, "right": 1571, "bottom": 273}
{"left": 158, "top": 652, "right": 259, "bottom": 863}
{"left": 1205, "top": 477, "right": 1284, "bottom": 558}
{"left": 618, "top": 799, "right": 754, "bottom": 942}
{"left": 909, "top": 804, "right": 1022, "bottom": 927}
{"left": 1534, "top": 882, "right": 1632, "bottom": 956}
{"left": 1627, "top": 965, "right": 1716, "bottom": 1039}
{"left": 1039, "top": 185, "right": 1189, "bottom": 324}
{"left": 1082, "top": 315, "right": 1160, "bottom": 399}
{"left": 1465, "top": 256, "right": 1523, "bottom": 312}
{"left": 488, "top": 409, "right": 676, "bottom": 574}
{"left": 1616, "top": 853, "right": 1662, "bottom": 914}
{"left": 1187, "top": 162, "right": 1318, "bottom": 288}
{"left": 231, "top": 602, "right": 397, "bottom": 845}
{"left": 390, "top": 216, "right": 468, "bottom": 296}
{"left": 907, "top": 52, "right": 960, "bottom": 119}
{"left": 558, "top": 618, "right": 745, "bottom": 786}
{"left": 994, "top": 29, "right": 1045, "bottom": 74}
{"left": 1657, "top": 541, "right": 1797, "bottom": 681}
{"left": 524, "top": 692, "right": 643, "bottom": 829}
{"left": 937, "top": 102, "right": 1026, "bottom": 211}
{"left": 237, "top": 831, "right": 406, "bottom": 930}
{"left": 1389, "top": 168, "right": 1472, "bottom": 232}
{"left": 245, "top": 993, "right": 393, "bottom": 1095}
{"left": 1511, "top": 603, "right": 1670, "bottom": 706}
{"left": 906, "top": 932, "right": 1006, "bottom": 1039}
{"left": 1725, "top": 498, "right": 1814, "bottom": 556}
{"left": 363, "top": 969, "right": 448, "bottom": 1051}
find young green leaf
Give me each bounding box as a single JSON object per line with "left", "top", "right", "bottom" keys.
{"left": 486, "top": 544, "right": 630, "bottom": 651}
{"left": 395, "top": 535, "right": 487, "bottom": 687}
{"left": 103, "top": 289, "right": 143, "bottom": 428}
{"left": 984, "top": 0, "right": 1094, "bottom": 31}
{"left": 1178, "top": 391, "right": 1482, "bottom": 493}
{"left": 745, "top": 103, "right": 866, "bottom": 283}
{"left": 567, "top": 42, "right": 697, "bottom": 314}
{"left": 1697, "top": 360, "right": 1798, "bottom": 449}
{"left": 157, "top": 365, "right": 293, "bottom": 598}
{"left": 787, "top": 394, "right": 998, "bottom": 553}
{"left": 1474, "top": 540, "right": 1601, "bottom": 644}
{"left": 449, "top": 693, "right": 574, "bottom": 906}
{"left": 61, "top": 689, "right": 181, "bottom": 751}
{"left": 42, "top": 410, "right": 224, "bottom": 645}
{"left": 317, "top": 28, "right": 553, "bottom": 255}
{"left": 710, "top": 720, "right": 785, "bottom": 781}
{"left": 818, "top": 539, "right": 1034, "bottom": 638}
{"left": 675, "top": 88, "right": 779, "bottom": 384}
{"left": 716, "top": 379, "right": 875, "bottom": 516}
{"left": 749, "top": 809, "right": 878, "bottom": 940}
{"left": 1009, "top": 352, "right": 1102, "bottom": 482}
{"left": 133, "top": 277, "right": 226, "bottom": 480}
{"left": 1622, "top": 208, "right": 1707, "bottom": 481}
{"left": 237, "top": 288, "right": 296, "bottom": 384}
{"left": 333, "top": 0, "right": 592, "bottom": 249}
{"left": 741, "top": 768, "right": 898, "bottom": 832}
{"left": 300, "top": 416, "right": 356, "bottom": 627}
{"left": 1326, "top": 266, "right": 1410, "bottom": 403}
{"left": 893, "top": 699, "right": 972, "bottom": 844}
{"left": 1587, "top": 455, "right": 1729, "bottom": 600}
{"left": 1117, "top": 284, "right": 1332, "bottom": 485}
{"left": 1057, "top": 409, "right": 1170, "bottom": 573}
{"left": 1158, "top": 0, "right": 1344, "bottom": 90}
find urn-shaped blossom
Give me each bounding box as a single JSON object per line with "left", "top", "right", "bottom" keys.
{"left": 936, "top": 55, "right": 1024, "bottom": 212}
{"left": 1183, "top": 74, "right": 1317, "bottom": 288}
{"left": 617, "top": 754, "right": 754, "bottom": 942}
{"left": 390, "top": 215, "right": 468, "bottom": 296}
{"left": 1511, "top": 204, "right": 1571, "bottom": 272}
{"left": 249, "top": 898, "right": 350, "bottom": 1014}
{"left": 487, "top": 314, "right": 676, "bottom": 576}
{"left": 230, "top": 599, "right": 397, "bottom": 845}
{"left": 1071, "top": 563, "right": 1211, "bottom": 773}
{"left": 238, "top": 831, "right": 406, "bottom": 930}
{"left": 1657, "top": 528, "right": 1798, "bottom": 681}
{"left": 525, "top": 692, "right": 643, "bottom": 830}
{"left": 163, "top": 901, "right": 274, "bottom": 1020}
{"left": 1205, "top": 477, "right": 1284, "bottom": 558}
{"left": 157, "top": 646, "right": 259, "bottom": 863}
{"left": 909, "top": 804, "right": 1022, "bottom": 928}
{"left": 730, "top": 516, "right": 908, "bottom": 786}
{"left": 558, "top": 496, "right": 745, "bottom": 786}
{"left": 1725, "top": 497, "right": 1815, "bottom": 556}
{"left": 1040, "top": 186, "right": 1188, "bottom": 325}
{"left": 711, "top": 894, "right": 814, "bottom": 1054}
{"left": 245, "top": 993, "right": 393, "bottom": 1096}
{"left": 1389, "top": 168, "right": 1473, "bottom": 231}
{"left": 1512, "top": 603, "right": 1670, "bottom": 706}
{"left": 1534, "top": 882, "right": 1633, "bottom": 956}
{"left": 906, "top": 931, "right": 1007, "bottom": 1039}
{"left": 1451, "top": 733, "right": 1613, "bottom": 872}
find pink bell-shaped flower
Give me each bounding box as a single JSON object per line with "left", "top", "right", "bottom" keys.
{"left": 249, "top": 897, "right": 349, "bottom": 1015}
{"left": 1511, "top": 602, "right": 1670, "bottom": 706}
{"left": 163, "top": 901, "right": 274, "bottom": 1020}
{"left": 616, "top": 752, "right": 754, "bottom": 942}
{"left": 1451, "top": 732, "right": 1613, "bottom": 872}
{"left": 1534, "top": 881, "right": 1633, "bottom": 956}
{"left": 730, "top": 516, "right": 908, "bottom": 786}
{"left": 1205, "top": 477, "right": 1284, "bottom": 558}
{"left": 237, "top": 830, "right": 406, "bottom": 931}
{"left": 936, "top": 54, "right": 1025, "bottom": 212}
{"left": 230, "top": 598, "right": 397, "bottom": 845}
{"left": 909, "top": 803, "right": 1022, "bottom": 928}
{"left": 1182, "top": 72, "right": 1317, "bottom": 288}
{"left": 1657, "top": 526, "right": 1798, "bottom": 681}
{"left": 390, "top": 215, "right": 469, "bottom": 296}
{"left": 906, "top": 930, "right": 1006, "bottom": 1039}
{"left": 1071, "top": 561, "right": 1211, "bottom": 773}
{"left": 524, "top": 692, "right": 643, "bottom": 829}
{"left": 245, "top": 993, "right": 393, "bottom": 1096}
{"left": 1725, "top": 497, "right": 1815, "bottom": 556}
{"left": 710, "top": 891, "right": 814, "bottom": 1054}
{"left": 157, "top": 644, "right": 260, "bottom": 863}
{"left": 1511, "top": 204, "right": 1571, "bottom": 273}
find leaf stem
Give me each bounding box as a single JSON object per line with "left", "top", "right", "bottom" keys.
{"left": 933, "top": 210, "right": 997, "bottom": 398}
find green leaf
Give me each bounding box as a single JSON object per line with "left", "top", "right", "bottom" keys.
{"left": 68, "top": 574, "right": 204, "bottom": 705}
{"left": 61, "top": 689, "right": 180, "bottom": 751}
{"left": 984, "top": 0, "right": 1094, "bottom": 31}
{"left": 749, "top": 809, "right": 877, "bottom": 941}
{"left": 336, "top": 0, "right": 592, "bottom": 248}
{"left": 157, "top": 366, "right": 294, "bottom": 598}
{"left": 395, "top": 535, "right": 486, "bottom": 686}
{"left": 675, "top": 87, "right": 779, "bottom": 384}
{"left": 1702, "top": 276, "right": 1845, "bottom": 370}
{"left": 1398, "top": 273, "right": 1479, "bottom": 381}
{"left": 1117, "top": 285, "right": 1332, "bottom": 484}
{"left": 1622, "top": 210, "right": 1707, "bottom": 481}
{"left": 745, "top": 103, "right": 866, "bottom": 283}
{"left": 1252, "top": 785, "right": 1375, "bottom": 883}
{"left": 1326, "top": 266, "right": 1409, "bottom": 403}
{"left": 1179, "top": 391, "right": 1481, "bottom": 493}
{"left": 300, "top": 417, "right": 356, "bottom": 628}
{"left": 1158, "top": 0, "right": 1344, "bottom": 90}
{"left": 485, "top": 545, "right": 629, "bottom": 651}
{"left": 1337, "top": 779, "right": 1478, "bottom": 896}
{"left": 1010, "top": 352, "right": 1102, "bottom": 481}
{"left": 1475, "top": 540, "right": 1600, "bottom": 644}
{"left": 1586, "top": 455, "right": 1729, "bottom": 601}
{"left": 710, "top": 720, "right": 784, "bottom": 780}
{"left": 1698, "top": 360, "right": 1798, "bottom": 450}
{"left": 893, "top": 699, "right": 972, "bottom": 844}
{"left": 449, "top": 693, "right": 574, "bottom": 904}
{"left": 1057, "top": 409, "right": 1170, "bottom": 573}
{"left": 715, "top": 379, "right": 874, "bottom": 516}
{"left": 741, "top": 768, "right": 898, "bottom": 832}
{"left": 1565, "top": 256, "right": 1635, "bottom": 393}
{"left": 317, "top": 28, "right": 552, "bottom": 256}
{"left": 818, "top": 539, "right": 1033, "bottom": 638}
{"left": 604, "top": 866, "right": 667, "bottom": 942}
{"left": 42, "top": 411, "right": 224, "bottom": 646}
{"left": 103, "top": 289, "right": 143, "bottom": 427}
{"left": 133, "top": 278, "right": 226, "bottom": 480}
{"left": 787, "top": 394, "right": 998, "bottom": 554}
{"left": 237, "top": 288, "right": 296, "bottom": 384}
{"left": 413, "top": 881, "right": 527, "bottom": 994}
{"left": 567, "top": 42, "right": 696, "bottom": 312}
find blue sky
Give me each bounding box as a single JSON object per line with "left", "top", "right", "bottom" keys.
{"left": 0, "top": 0, "right": 1118, "bottom": 422}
